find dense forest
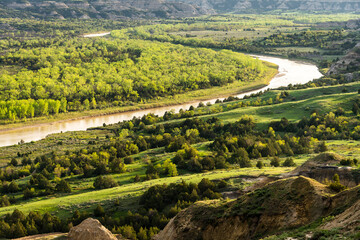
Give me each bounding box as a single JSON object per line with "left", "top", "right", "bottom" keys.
{"left": 0, "top": 37, "right": 269, "bottom": 121}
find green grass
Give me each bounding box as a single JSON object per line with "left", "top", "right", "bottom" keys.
{"left": 171, "top": 26, "right": 310, "bottom": 41}
{"left": 2, "top": 79, "right": 360, "bottom": 218}
{"left": 0, "top": 166, "right": 296, "bottom": 218}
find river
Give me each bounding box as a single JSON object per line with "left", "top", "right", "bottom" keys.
{"left": 0, "top": 37, "right": 323, "bottom": 147}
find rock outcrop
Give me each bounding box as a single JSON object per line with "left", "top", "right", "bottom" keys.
{"left": 3, "top": 0, "right": 360, "bottom": 19}
{"left": 177, "top": 0, "right": 360, "bottom": 13}
{"left": 68, "top": 218, "right": 117, "bottom": 240}
{"left": 154, "top": 176, "right": 337, "bottom": 240}
{"left": 328, "top": 42, "right": 360, "bottom": 75}
{"left": 1, "top": 0, "right": 209, "bottom": 19}
{"left": 321, "top": 199, "right": 360, "bottom": 232}
{"left": 284, "top": 152, "right": 360, "bottom": 187}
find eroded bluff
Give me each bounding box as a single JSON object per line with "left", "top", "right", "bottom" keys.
{"left": 155, "top": 176, "right": 360, "bottom": 240}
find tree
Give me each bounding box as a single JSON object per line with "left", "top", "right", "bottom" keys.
{"left": 137, "top": 227, "right": 148, "bottom": 240}
{"left": 94, "top": 204, "right": 105, "bottom": 217}
{"left": 162, "top": 159, "right": 178, "bottom": 177}
{"left": 83, "top": 99, "right": 90, "bottom": 110}
{"left": 90, "top": 97, "right": 97, "bottom": 109}
{"left": 93, "top": 175, "right": 118, "bottom": 189}
{"left": 0, "top": 195, "right": 10, "bottom": 207}
{"left": 120, "top": 225, "right": 137, "bottom": 240}
{"left": 353, "top": 102, "right": 360, "bottom": 115}
{"left": 55, "top": 180, "right": 71, "bottom": 193}
{"left": 36, "top": 174, "right": 51, "bottom": 189}
{"left": 60, "top": 98, "right": 67, "bottom": 113}
{"left": 11, "top": 209, "right": 26, "bottom": 222}
{"left": 315, "top": 141, "right": 328, "bottom": 153}
{"left": 8, "top": 181, "right": 19, "bottom": 193}
{"left": 134, "top": 174, "right": 141, "bottom": 182}
{"left": 256, "top": 160, "right": 264, "bottom": 169}
{"left": 283, "top": 158, "right": 296, "bottom": 167}
{"left": 270, "top": 157, "right": 280, "bottom": 167}
{"left": 10, "top": 158, "right": 18, "bottom": 166}
{"left": 10, "top": 221, "right": 27, "bottom": 238}
{"left": 23, "top": 188, "right": 35, "bottom": 200}
{"left": 198, "top": 178, "right": 215, "bottom": 193}
{"left": 231, "top": 148, "right": 250, "bottom": 167}
{"left": 329, "top": 174, "right": 347, "bottom": 192}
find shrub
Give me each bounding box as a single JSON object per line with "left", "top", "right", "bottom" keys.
{"left": 256, "top": 160, "right": 264, "bottom": 169}
{"left": 282, "top": 158, "right": 296, "bottom": 167}
{"left": 55, "top": 180, "right": 72, "bottom": 193}
{"left": 94, "top": 204, "right": 105, "bottom": 217}
{"left": 270, "top": 157, "right": 280, "bottom": 167}
{"left": 93, "top": 175, "right": 118, "bottom": 189}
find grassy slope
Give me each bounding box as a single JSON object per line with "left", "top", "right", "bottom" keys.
{"left": 1, "top": 81, "right": 360, "bottom": 218}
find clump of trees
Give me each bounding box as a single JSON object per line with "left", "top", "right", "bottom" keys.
{"left": 93, "top": 175, "right": 118, "bottom": 189}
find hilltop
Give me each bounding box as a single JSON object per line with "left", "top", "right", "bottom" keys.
{"left": 2, "top": 0, "right": 360, "bottom": 19}
{"left": 0, "top": 0, "right": 209, "bottom": 19}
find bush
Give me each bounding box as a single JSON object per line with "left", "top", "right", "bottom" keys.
{"left": 10, "top": 158, "right": 18, "bottom": 166}
{"left": 93, "top": 175, "right": 118, "bottom": 189}
{"left": 329, "top": 182, "right": 347, "bottom": 192}
{"left": 329, "top": 174, "right": 347, "bottom": 192}
{"left": 256, "top": 160, "right": 264, "bottom": 169}
{"left": 94, "top": 204, "right": 105, "bottom": 217}
{"left": 270, "top": 157, "right": 280, "bottom": 167}
{"left": 55, "top": 180, "right": 71, "bottom": 193}
{"left": 282, "top": 158, "right": 296, "bottom": 167}
{"left": 340, "top": 158, "right": 357, "bottom": 166}
{"left": 315, "top": 141, "right": 328, "bottom": 153}
{"left": 124, "top": 156, "right": 134, "bottom": 164}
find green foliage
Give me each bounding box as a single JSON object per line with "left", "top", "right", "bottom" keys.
{"left": 256, "top": 160, "right": 264, "bottom": 169}
{"left": 94, "top": 204, "right": 105, "bottom": 217}
{"left": 282, "top": 158, "right": 296, "bottom": 167}
{"left": 55, "top": 180, "right": 71, "bottom": 193}
{"left": 0, "top": 37, "right": 269, "bottom": 121}
{"left": 270, "top": 157, "right": 281, "bottom": 167}
{"left": 315, "top": 141, "right": 328, "bottom": 153}
{"left": 93, "top": 175, "right": 118, "bottom": 190}
{"left": 340, "top": 158, "right": 358, "bottom": 166}
{"left": 329, "top": 174, "right": 347, "bottom": 192}
{"left": 140, "top": 178, "right": 221, "bottom": 211}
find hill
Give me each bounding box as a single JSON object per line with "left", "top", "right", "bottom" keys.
{"left": 177, "top": 0, "right": 360, "bottom": 13}
{"left": 154, "top": 176, "right": 359, "bottom": 240}
{"left": 0, "top": 0, "right": 210, "bottom": 19}
{"left": 2, "top": 0, "right": 360, "bottom": 19}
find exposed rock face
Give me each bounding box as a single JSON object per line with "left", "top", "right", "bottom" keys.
{"left": 154, "top": 176, "right": 338, "bottom": 240}
{"left": 283, "top": 152, "right": 360, "bottom": 187}
{"left": 176, "top": 0, "right": 360, "bottom": 13}
{"left": 3, "top": 0, "right": 360, "bottom": 19}
{"left": 68, "top": 218, "right": 117, "bottom": 240}
{"left": 328, "top": 42, "right": 360, "bottom": 75}
{"left": 1, "top": 0, "right": 209, "bottom": 19}
{"left": 321, "top": 199, "right": 360, "bottom": 232}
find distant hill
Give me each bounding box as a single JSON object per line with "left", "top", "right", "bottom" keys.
{"left": 177, "top": 0, "right": 360, "bottom": 13}
{"left": 0, "top": 0, "right": 211, "bottom": 19}
{"left": 1, "top": 0, "right": 360, "bottom": 19}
